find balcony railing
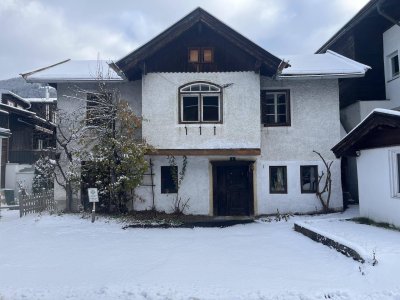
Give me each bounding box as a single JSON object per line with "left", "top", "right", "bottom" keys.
{"left": 8, "top": 149, "right": 56, "bottom": 164}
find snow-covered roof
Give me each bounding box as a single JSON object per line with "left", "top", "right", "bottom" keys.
{"left": 332, "top": 108, "right": 400, "bottom": 157}
{"left": 26, "top": 98, "right": 57, "bottom": 103}
{"left": 279, "top": 50, "right": 370, "bottom": 79}
{"left": 0, "top": 89, "right": 31, "bottom": 107}
{"left": 21, "top": 60, "right": 125, "bottom": 83}
{"left": 0, "top": 127, "right": 11, "bottom": 137}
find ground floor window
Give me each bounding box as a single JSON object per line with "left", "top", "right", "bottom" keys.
{"left": 161, "top": 166, "right": 178, "bottom": 194}
{"left": 269, "top": 166, "right": 287, "bottom": 194}
{"left": 300, "top": 165, "right": 318, "bottom": 193}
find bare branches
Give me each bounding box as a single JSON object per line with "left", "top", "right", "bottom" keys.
{"left": 313, "top": 150, "right": 333, "bottom": 213}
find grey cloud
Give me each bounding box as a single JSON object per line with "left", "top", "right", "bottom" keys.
{"left": 0, "top": 0, "right": 369, "bottom": 80}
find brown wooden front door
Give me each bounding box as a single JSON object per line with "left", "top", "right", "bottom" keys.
{"left": 213, "top": 162, "right": 254, "bottom": 216}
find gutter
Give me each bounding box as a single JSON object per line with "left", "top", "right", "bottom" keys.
{"left": 277, "top": 73, "right": 366, "bottom": 80}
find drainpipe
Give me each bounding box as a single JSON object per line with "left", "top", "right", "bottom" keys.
{"left": 377, "top": 0, "right": 400, "bottom": 27}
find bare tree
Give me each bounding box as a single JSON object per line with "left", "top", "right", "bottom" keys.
{"left": 37, "top": 63, "right": 149, "bottom": 213}
{"left": 313, "top": 150, "right": 333, "bottom": 213}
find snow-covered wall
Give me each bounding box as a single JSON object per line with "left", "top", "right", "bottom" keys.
{"left": 357, "top": 146, "right": 400, "bottom": 228}
{"left": 141, "top": 72, "right": 260, "bottom": 149}
{"left": 384, "top": 25, "right": 400, "bottom": 107}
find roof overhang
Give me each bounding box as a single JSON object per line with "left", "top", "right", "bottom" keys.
{"left": 332, "top": 109, "right": 400, "bottom": 157}
{"left": 21, "top": 59, "right": 126, "bottom": 84}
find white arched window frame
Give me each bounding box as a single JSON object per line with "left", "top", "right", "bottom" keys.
{"left": 179, "top": 82, "right": 222, "bottom": 124}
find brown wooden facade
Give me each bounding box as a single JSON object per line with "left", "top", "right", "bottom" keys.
{"left": 115, "top": 8, "right": 283, "bottom": 81}
{"left": 332, "top": 111, "right": 400, "bottom": 157}
{"left": 317, "top": 0, "right": 400, "bottom": 108}
{"left": 0, "top": 92, "right": 56, "bottom": 188}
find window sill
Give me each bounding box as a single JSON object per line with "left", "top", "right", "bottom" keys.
{"left": 269, "top": 191, "right": 288, "bottom": 194}
{"left": 263, "top": 124, "right": 291, "bottom": 127}
{"left": 387, "top": 75, "right": 400, "bottom": 83}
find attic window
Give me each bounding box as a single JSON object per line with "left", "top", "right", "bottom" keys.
{"left": 179, "top": 82, "right": 222, "bottom": 123}
{"left": 188, "top": 48, "right": 213, "bottom": 63}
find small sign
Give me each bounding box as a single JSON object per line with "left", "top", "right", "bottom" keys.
{"left": 88, "top": 188, "right": 99, "bottom": 202}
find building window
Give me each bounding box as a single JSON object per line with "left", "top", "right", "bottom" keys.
{"left": 300, "top": 165, "right": 318, "bottom": 193}
{"left": 389, "top": 51, "right": 400, "bottom": 79}
{"left": 52, "top": 112, "right": 57, "bottom": 123}
{"left": 261, "top": 90, "right": 290, "bottom": 126}
{"left": 269, "top": 166, "right": 287, "bottom": 194}
{"left": 161, "top": 166, "right": 178, "bottom": 194}
{"left": 179, "top": 82, "right": 222, "bottom": 123}
{"left": 36, "top": 139, "right": 43, "bottom": 150}
{"left": 45, "top": 104, "right": 50, "bottom": 120}
{"left": 7, "top": 100, "right": 14, "bottom": 107}
{"left": 188, "top": 48, "right": 214, "bottom": 63}
{"left": 389, "top": 150, "right": 400, "bottom": 198}
{"left": 189, "top": 49, "right": 200, "bottom": 63}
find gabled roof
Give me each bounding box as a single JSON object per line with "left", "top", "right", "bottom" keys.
{"left": 278, "top": 50, "right": 371, "bottom": 79}
{"left": 317, "top": 0, "right": 399, "bottom": 54}
{"left": 332, "top": 108, "right": 400, "bottom": 157}
{"left": 0, "top": 89, "right": 31, "bottom": 108}
{"left": 114, "top": 7, "right": 283, "bottom": 77}
{"left": 21, "top": 60, "right": 124, "bottom": 83}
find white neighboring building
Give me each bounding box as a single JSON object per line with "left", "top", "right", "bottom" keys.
{"left": 23, "top": 8, "right": 369, "bottom": 215}
{"left": 317, "top": 0, "right": 400, "bottom": 203}
{"left": 333, "top": 109, "right": 400, "bottom": 228}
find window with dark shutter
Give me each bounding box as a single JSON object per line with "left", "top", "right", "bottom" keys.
{"left": 261, "top": 90, "right": 290, "bottom": 126}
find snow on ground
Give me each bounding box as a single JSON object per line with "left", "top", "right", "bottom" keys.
{"left": 0, "top": 208, "right": 399, "bottom": 300}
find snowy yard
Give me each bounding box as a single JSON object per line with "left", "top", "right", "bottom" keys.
{"left": 1, "top": 208, "right": 400, "bottom": 300}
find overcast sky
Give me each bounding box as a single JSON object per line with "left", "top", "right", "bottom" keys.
{"left": 0, "top": 0, "right": 370, "bottom": 80}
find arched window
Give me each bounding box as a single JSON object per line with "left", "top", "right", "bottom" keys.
{"left": 179, "top": 82, "right": 222, "bottom": 123}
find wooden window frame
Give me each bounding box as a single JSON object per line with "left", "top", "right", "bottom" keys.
{"left": 300, "top": 165, "right": 318, "bottom": 194}
{"left": 269, "top": 166, "right": 287, "bottom": 194}
{"left": 178, "top": 82, "right": 223, "bottom": 124}
{"left": 188, "top": 47, "right": 214, "bottom": 64}
{"left": 261, "top": 89, "right": 291, "bottom": 127}
{"left": 161, "top": 166, "right": 178, "bottom": 194}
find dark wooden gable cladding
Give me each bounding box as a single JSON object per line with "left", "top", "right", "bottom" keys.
{"left": 116, "top": 8, "right": 282, "bottom": 80}
{"left": 317, "top": 0, "right": 399, "bottom": 108}
{"left": 332, "top": 112, "right": 400, "bottom": 158}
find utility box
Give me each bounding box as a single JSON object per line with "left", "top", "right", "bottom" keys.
{"left": 2, "top": 189, "right": 15, "bottom": 205}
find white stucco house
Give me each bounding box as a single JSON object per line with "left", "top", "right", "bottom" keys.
{"left": 332, "top": 109, "right": 400, "bottom": 228}
{"left": 22, "top": 8, "right": 370, "bottom": 216}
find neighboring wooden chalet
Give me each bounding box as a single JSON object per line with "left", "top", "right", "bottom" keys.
{"left": 23, "top": 8, "right": 369, "bottom": 215}
{"left": 332, "top": 109, "right": 400, "bottom": 227}
{"left": 317, "top": 0, "right": 400, "bottom": 203}
{"left": 0, "top": 90, "right": 56, "bottom": 195}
